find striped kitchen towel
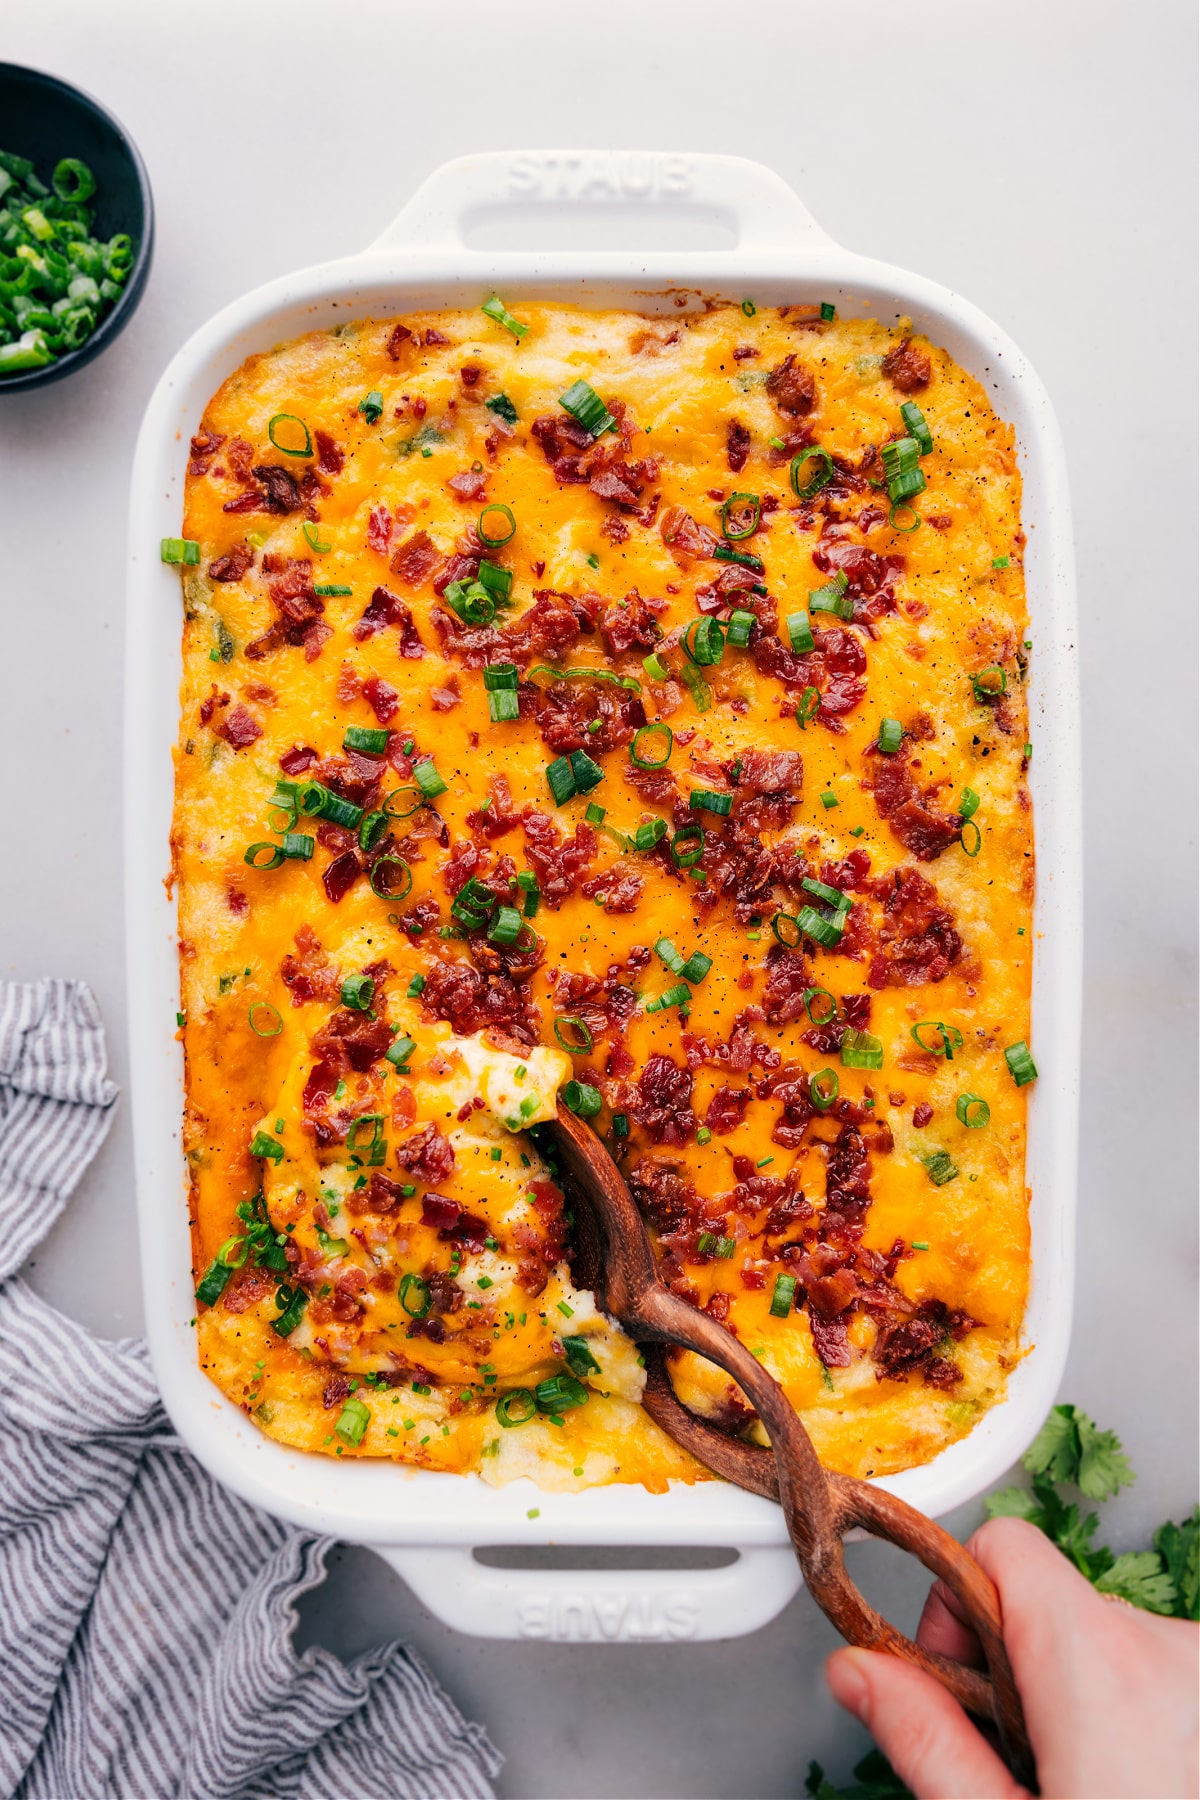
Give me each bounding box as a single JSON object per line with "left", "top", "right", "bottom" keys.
{"left": 0, "top": 979, "right": 501, "bottom": 1800}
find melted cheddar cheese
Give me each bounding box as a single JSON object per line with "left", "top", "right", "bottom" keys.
{"left": 175, "top": 301, "right": 1032, "bottom": 1490}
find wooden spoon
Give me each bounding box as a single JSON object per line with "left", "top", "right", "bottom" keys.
{"left": 540, "top": 1103, "right": 1034, "bottom": 1782}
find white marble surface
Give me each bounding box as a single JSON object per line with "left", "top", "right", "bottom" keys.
{"left": 3, "top": 1, "right": 1196, "bottom": 1792}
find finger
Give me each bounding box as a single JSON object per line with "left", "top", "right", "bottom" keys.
{"left": 825, "top": 1648, "right": 1030, "bottom": 1800}
{"left": 914, "top": 1576, "right": 985, "bottom": 1668}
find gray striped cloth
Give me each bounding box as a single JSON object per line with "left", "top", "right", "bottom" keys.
{"left": 0, "top": 979, "right": 501, "bottom": 1800}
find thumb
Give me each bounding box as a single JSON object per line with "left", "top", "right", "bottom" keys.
{"left": 825, "top": 1648, "right": 1030, "bottom": 1800}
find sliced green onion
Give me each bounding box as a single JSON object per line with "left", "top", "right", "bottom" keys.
{"left": 632, "top": 818, "right": 667, "bottom": 852}
{"left": 725, "top": 609, "right": 757, "bottom": 648}
{"left": 957, "top": 1094, "right": 991, "bottom": 1129}
{"left": 1004, "top": 1041, "right": 1038, "bottom": 1087}
{"left": 346, "top": 1114, "right": 385, "bottom": 1156}
{"left": 399, "top": 1272, "right": 432, "bottom": 1317}
{"left": 535, "top": 1373, "right": 588, "bottom": 1413}
{"left": 683, "top": 617, "right": 726, "bottom": 666}
{"left": 477, "top": 503, "right": 516, "bottom": 547}
{"left": 359, "top": 810, "right": 388, "bottom": 853}
{"left": 899, "top": 402, "right": 933, "bottom": 455}
{"left": 810, "top": 570, "right": 852, "bottom": 619}
{"left": 569, "top": 750, "right": 604, "bottom": 793}
{"left": 484, "top": 662, "right": 519, "bottom": 690}
{"left": 771, "top": 912, "right": 802, "bottom": 948}
{"left": 558, "top": 379, "right": 615, "bottom": 437}
{"left": 841, "top": 1029, "right": 883, "bottom": 1070}
{"left": 791, "top": 448, "right": 833, "bottom": 500}
{"left": 642, "top": 651, "right": 670, "bottom": 681}
{"left": 820, "top": 301, "right": 836, "bottom": 321}
{"left": 910, "top": 1022, "right": 963, "bottom": 1060}
{"left": 877, "top": 718, "right": 903, "bottom": 754}
{"left": 922, "top": 1151, "right": 959, "bottom": 1187}
{"left": 689, "top": 788, "right": 732, "bottom": 816}
{"left": 769, "top": 1273, "right": 797, "bottom": 1318}
{"left": 679, "top": 951, "right": 712, "bottom": 984}
{"left": 444, "top": 578, "right": 496, "bottom": 625}
{"left": 369, "top": 857, "right": 412, "bottom": 901}
{"left": 670, "top": 825, "right": 705, "bottom": 869}
{"left": 584, "top": 802, "right": 606, "bottom": 826}
{"left": 679, "top": 662, "right": 712, "bottom": 714}
{"left": 267, "top": 413, "right": 313, "bottom": 457}
{"left": 655, "top": 937, "right": 685, "bottom": 974}
{"left": 802, "top": 987, "right": 838, "bottom": 1025}
{"left": 413, "top": 759, "right": 448, "bottom": 798}
{"left": 271, "top": 1285, "right": 307, "bottom": 1337}
{"left": 299, "top": 782, "right": 364, "bottom": 829}
{"left": 562, "top": 1335, "right": 601, "bottom": 1378}
{"left": 314, "top": 583, "right": 353, "bottom": 597}
{"left": 786, "top": 610, "right": 815, "bottom": 655}
{"left": 250, "top": 1130, "right": 285, "bottom": 1163}
{"left": 302, "top": 521, "right": 331, "bottom": 553}
{"left": 631, "top": 722, "right": 673, "bottom": 768}
{"left": 796, "top": 905, "right": 845, "bottom": 948}
{"left": 972, "top": 665, "right": 1008, "bottom": 703}
{"left": 554, "top": 1016, "right": 595, "bottom": 1054}
{"left": 244, "top": 841, "right": 285, "bottom": 870}
{"left": 888, "top": 502, "right": 921, "bottom": 533}
{"left": 496, "top": 1387, "right": 536, "bottom": 1426}
{"left": 249, "top": 1001, "right": 283, "bottom": 1037}
{"left": 712, "top": 543, "right": 763, "bottom": 573}
{"left": 196, "top": 1257, "right": 233, "bottom": 1306}
{"left": 386, "top": 1036, "right": 417, "bottom": 1071}
{"left": 477, "top": 560, "right": 513, "bottom": 603}
{"left": 993, "top": 555, "right": 1011, "bottom": 570}
{"left": 795, "top": 687, "right": 821, "bottom": 730}
{"left": 384, "top": 785, "right": 424, "bottom": 819}
{"left": 741, "top": 299, "right": 757, "bottom": 317}
{"left": 562, "top": 1080, "right": 602, "bottom": 1117}
{"left": 280, "top": 832, "right": 313, "bottom": 861}
{"left": 359, "top": 389, "right": 384, "bottom": 423}
{"left": 481, "top": 296, "right": 528, "bottom": 339}
{"left": 341, "top": 973, "right": 376, "bottom": 1011}
{"left": 888, "top": 468, "right": 927, "bottom": 502}
{"left": 161, "top": 538, "right": 200, "bottom": 565}
{"left": 801, "top": 876, "right": 848, "bottom": 909}
{"left": 645, "top": 983, "right": 690, "bottom": 1014}
{"left": 809, "top": 1068, "right": 839, "bottom": 1112}
{"left": 344, "top": 724, "right": 389, "bottom": 754}
{"left": 612, "top": 1112, "right": 629, "bottom": 1139}
{"left": 488, "top": 689, "right": 520, "bottom": 723}
{"left": 528, "top": 664, "right": 640, "bottom": 694}
{"left": 721, "top": 492, "right": 761, "bottom": 540}
{"left": 819, "top": 790, "right": 838, "bottom": 809}
{"left": 960, "top": 787, "right": 981, "bottom": 819}
{"left": 960, "top": 820, "right": 982, "bottom": 857}
{"left": 52, "top": 157, "right": 97, "bottom": 202}
{"left": 486, "top": 393, "right": 519, "bottom": 426}
{"left": 487, "top": 905, "right": 523, "bottom": 946}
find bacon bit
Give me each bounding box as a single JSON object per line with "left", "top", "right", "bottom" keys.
{"left": 460, "top": 364, "right": 482, "bottom": 388}
{"left": 927, "top": 513, "right": 953, "bottom": 531}
{"left": 322, "top": 852, "right": 361, "bottom": 905}
{"left": 335, "top": 663, "right": 361, "bottom": 705}
{"left": 367, "top": 505, "right": 393, "bottom": 555}
{"left": 581, "top": 869, "right": 644, "bottom": 915}
{"left": 302, "top": 621, "right": 333, "bottom": 663}
{"left": 216, "top": 705, "right": 262, "bottom": 749}
{"left": 863, "top": 751, "right": 962, "bottom": 861}
{"left": 281, "top": 926, "right": 341, "bottom": 1005}
{"left": 226, "top": 886, "right": 249, "bottom": 917}
{"left": 252, "top": 465, "right": 304, "bottom": 513}
{"left": 390, "top": 530, "right": 440, "bottom": 587}
{"left": 361, "top": 675, "right": 398, "bottom": 724}
{"left": 522, "top": 812, "right": 597, "bottom": 907}
{"left": 912, "top": 1102, "right": 933, "bottom": 1128}
{"left": 864, "top": 866, "right": 964, "bottom": 989}
{"left": 600, "top": 516, "right": 629, "bottom": 543}
{"left": 188, "top": 426, "right": 225, "bottom": 476}
{"left": 765, "top": 354, "right": 817, "bottom": 417}
{"left": 391, "top": 1084, "right": 417, "bottom": 1130}
{"left": 753, "top": 623, "right": 867, "bottom": 723}
{"left": 598, "top": 589, "right": 666, "bottom": 657}
{"left": 386, "top": 323, "right": 413, "bottom": 358}
{"left": 352, "top": 585, "right": 424, "bottom": 658}
{"left": 466, "top": 774, "right": 519, "bottom": 839}
{"left": 222, "top": 1265, "right": 271, "bottom": 1314}
{"left": 876, "top": 1298, "right": 977, "bottom": 1384}
{"left": 315, "top": 430, "right": 344, "bottom": 475}
{"left": 704, "top": 1085, "right": 750, "bottom": 1135}
{"left": 208, "top": 546, "right": 254, "bottom": 583}
{"left": 726, "top": 420, "right": 751, "bottom": 473}
{"left": 421, "top": 955, "right": 541, "bottom": 1045}
{"left": 631, "top": 1054, "right": 696, "bottom": 1146}
{"left": 882, "top": 339, "right": 932, "bottom": 393}
{"left": 448, "top": 468, "right": 487, "bottom": 501}
{"left": 424, "top": 328, "right": 450, "bottom": 347}
{"left": 398, "top": 1122, "right": 456, "bottom": 1183}
{"left": 430, "top": 683, "right": 460, "bottom": 711}
{"left": 659, "top": 505, "right": 719, "bottom": 562}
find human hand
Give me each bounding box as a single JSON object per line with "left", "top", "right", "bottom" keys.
{"left": 825, "top": 1516, "right": 1199, "bottom": 1799}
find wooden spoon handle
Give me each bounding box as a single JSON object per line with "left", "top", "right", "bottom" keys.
{"left": 639, "top": 1327, "right": 1033, "bottom": 1782}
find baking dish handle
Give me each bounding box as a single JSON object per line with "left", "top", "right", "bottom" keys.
{"left": 373, "top": 1543, "right": 801, "bottom": 1641}
{"left": 369, "top": 150, "right": 834, "bottom": 254}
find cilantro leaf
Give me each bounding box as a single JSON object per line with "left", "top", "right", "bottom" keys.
{"left": 1154, "top": 1508, "right": 1200, "bottom": 1621}
{"left": 1095, "top": 1552, "right": 1178, "bottom": 1614}
{"left": 805, "top": 1765, "right": 842, "bottom": 1800}
{"left": 806, "top": 1753, "right": 913, "bottom": 1799}
{"left": 1075, "top": 1412, "right": 1136, "bottom": 1501}
{"left": 1022, "top": 1403, "right": 1082, "bottom": 1484}
{"left": 984, "top": 1484, "right": 1047, "bottom": 1526}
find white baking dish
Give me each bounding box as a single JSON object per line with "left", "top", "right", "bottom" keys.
{"left": 124, "top": 151, "right": 1081, "bottom": 1643}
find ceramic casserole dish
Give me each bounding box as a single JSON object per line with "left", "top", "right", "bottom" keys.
{"left": 125, "top": 150, "right": 1081, "bottom": 1643}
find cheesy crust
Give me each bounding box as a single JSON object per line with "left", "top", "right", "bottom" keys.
{"left": 174, "top": 301, "right": 1032, "bottom": 1490}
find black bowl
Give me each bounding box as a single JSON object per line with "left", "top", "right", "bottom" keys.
{"left": 0, "top": 62, "right": 154, "bottom": 392}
